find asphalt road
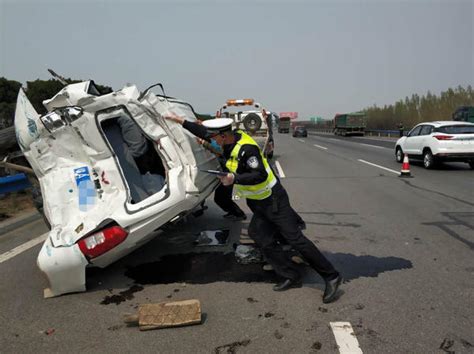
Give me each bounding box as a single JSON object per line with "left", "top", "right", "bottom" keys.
{"left": 1, "top": 132, "right": 473, "bottom": 353}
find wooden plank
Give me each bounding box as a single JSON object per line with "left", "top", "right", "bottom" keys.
{"left": 126, "top": 299, "right": 202, "bottom": 331}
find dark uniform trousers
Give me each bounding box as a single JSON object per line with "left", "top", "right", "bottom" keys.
{"left": 214, "top": 184, "right": 246, "bottom": 217}
{"left": 247, "top": 182, "right": 338, "bottom": 281}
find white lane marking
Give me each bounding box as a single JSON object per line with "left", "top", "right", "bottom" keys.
{"left": 0, "top": 233, "right": 48, "bottom": 264}
{"left": 298, "top": 139, "right": 305, "bottom": 143}
{"left": 330, "top": 322, "right": 363, "bottom": 354}
{"left": 313, "top": 144, "right": 328, "bottom": 150}
{"left": 275, "top": 160, "right": 286, "bottom": 178}
{"left": 359, "top": 143, "right": 389, "bottom": 149}
{"left": 358, "top": 159, "right": 399, "bottom": 175}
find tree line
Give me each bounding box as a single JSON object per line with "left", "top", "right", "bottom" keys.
{"left": 362, "top": 85, "right": 474, "bottom": 130}
{"left": 0, "top": 77, "right": 112, "bottom": 129}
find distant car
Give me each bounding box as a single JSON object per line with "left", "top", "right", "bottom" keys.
{"left": 395, "top": 121, "right": 474, "bottom": 169}
{"left": 292, "top": 126, "right": 308, "bottom": 137}
{"left": 15, "top": 81, "right": 220, "bottom": 297}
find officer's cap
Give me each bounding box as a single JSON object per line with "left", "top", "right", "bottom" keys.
{"left": 203, "top": 118, "right": 233, "bottom": 134}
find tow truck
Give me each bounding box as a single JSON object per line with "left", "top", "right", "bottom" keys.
{"left": 217, "top": 99, "right": 274, "bottom": 158}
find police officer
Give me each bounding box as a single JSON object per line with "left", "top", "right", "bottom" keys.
{"left": 165, "top": 114, "right": 343, "bottom": 303}
{"left": 198, "top": 137, "right": 246, "bottom": 220}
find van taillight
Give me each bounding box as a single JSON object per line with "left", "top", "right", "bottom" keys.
{"left": 78, "top": 226, "right": 128, "bottom": 259}
{"left": 434, "top": 135, "right": 454, "bottom": 140}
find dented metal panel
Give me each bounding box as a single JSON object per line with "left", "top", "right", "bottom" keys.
{"left": 15, "top": 81, "right": 220, "bottom": 297}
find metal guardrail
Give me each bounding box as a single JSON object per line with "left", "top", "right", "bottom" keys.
{"left": 0, "top": 173, "right": 31, "bottom": 195}
{"left": 305, "top": 127, "right": 405, "bottom": 138}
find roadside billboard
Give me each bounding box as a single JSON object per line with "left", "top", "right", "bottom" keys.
{"left": 279, "top": 112, "right": 298, "bottom": 119}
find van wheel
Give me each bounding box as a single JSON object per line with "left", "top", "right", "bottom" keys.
{"left": 423, "top": 149, "right": 435, "bottom": 169}
{"left": 395, "top": 147, "right": 404, "bottom": 163}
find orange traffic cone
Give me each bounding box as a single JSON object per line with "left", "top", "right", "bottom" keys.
{"left": 399, "top": 153, "right": 412, "bottom": 178}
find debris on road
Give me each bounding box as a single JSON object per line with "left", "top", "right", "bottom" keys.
{"left": 311, "top": 341, "right": 322, "bottom": 350}
{"left": 234, "top": 245, "right": 263, "bottom": 264}
{"left": 214, "top": 339, "right": 251, "bottom": 354}
{"left": 194, "top": 230, "right": 229, "bottom": 246}
{"left": 44, "top": 328, "right": 55, "bottom": 336}
{"left": 439, "top": 338, "right": 454, "bottom": 353}
{"left": 123, "top": 299, "right": 201, "bottom": 331}
{"left": 262, "top": 312, "right": 274, "bottom": 318}
{"left": 273, "top": 330, "right": 284, "bottom": 339}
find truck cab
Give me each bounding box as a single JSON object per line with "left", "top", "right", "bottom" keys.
{"left": 453, "top": 106, "right": 474, "bottom": 123}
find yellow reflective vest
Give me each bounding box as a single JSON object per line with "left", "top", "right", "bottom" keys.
{"left": 225, "top": 130, "right": 277, "bottom": 200}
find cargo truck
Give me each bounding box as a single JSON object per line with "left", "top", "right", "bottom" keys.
{"left": 453, "top": 106, "right": 474, "bottom": 123}
{"left": 278, "top": 116, "right": 291, "bottom": 133}
{"left": 333, "top": 112, "right": 367, "bottom": 136}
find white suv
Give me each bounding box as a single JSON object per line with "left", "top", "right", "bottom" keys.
{"left": 395, "top": 121, "right": 474, "bottom": 169}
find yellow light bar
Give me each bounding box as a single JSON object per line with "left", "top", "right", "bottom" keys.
{"left": 226, "top": 98, "right": 254, "bottom": 106}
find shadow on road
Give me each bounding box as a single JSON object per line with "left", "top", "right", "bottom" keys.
{"left": 89, "top": 250, "right": 412, "bottom": 305}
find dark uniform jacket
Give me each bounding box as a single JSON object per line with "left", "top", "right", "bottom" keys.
{"left": 182, "top": 120, "right": 269, "bottom": 186}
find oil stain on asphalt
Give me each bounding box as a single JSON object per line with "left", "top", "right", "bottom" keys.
{"left": 101, "top": 284, "right": 144, "bottom": 305}
{"left": 125, "top": 252, "right": 280, "bottom": 285}
{"left": 124, "top": 252, "right": 412, "bottom": 285}
{"left": 99, "top": 251, "right": 412, "bottom": 304}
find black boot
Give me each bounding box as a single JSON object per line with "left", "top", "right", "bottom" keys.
{"left": 273, "top": 278, "right": 302, "bottom": 291}
{"left": 322, "top": 274, "right": 343, "bottom": 303}
{"left": 223, "top": 212, "right": 247, "bottom": 221}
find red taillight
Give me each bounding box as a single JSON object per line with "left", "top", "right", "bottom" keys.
{"left": 434, "top": 135, "right": 454, "bottom": 140}
{"left": 78, "top": 226, "right": 128, "bottom": 259}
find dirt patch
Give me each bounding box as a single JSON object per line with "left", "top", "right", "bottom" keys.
{"left": 273, "top": 330, "right": 284, "bottom": 339}
{"left": 0, "top": 192, "right": 35, "bottom": 219}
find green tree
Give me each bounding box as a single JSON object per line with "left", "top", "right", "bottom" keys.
{"left": 363, "top": 85, "right": 474, "bottom": 130}
{"left": 0, "top": 78, "right": 22, "bottom": 128}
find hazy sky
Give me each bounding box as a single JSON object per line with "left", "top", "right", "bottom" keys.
{"left": 1, "top": 0, "right": 472, "bottom": 119}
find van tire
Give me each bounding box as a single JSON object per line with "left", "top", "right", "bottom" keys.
{"left": 242, "top": 113, "right": 262, "bottom": 132}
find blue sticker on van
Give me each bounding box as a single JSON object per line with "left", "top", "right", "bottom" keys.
{"left": 74, "top": 166, "right": 96, "bottom": 211}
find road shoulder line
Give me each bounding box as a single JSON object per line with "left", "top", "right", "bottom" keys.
{"left": 359, "top": 143, "right": 389, "bottom": 149}
{"left": 275, "top": 160, "right": 286, "bottom": 178}
{"left": 313, "top": 144, "right": 328, "bottom": 150}
{"left": 357, "top": 159, "right": 399, "bottom": 175}
{"left": 0, "top": 233, "right": 47, "bottom": 264}
{"left": 330, "top": 321, "right": 363, "bottom": 354}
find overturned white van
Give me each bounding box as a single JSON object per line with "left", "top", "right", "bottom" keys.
{"left": 15, "top": 81, "right": 220, "bottom": 297}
